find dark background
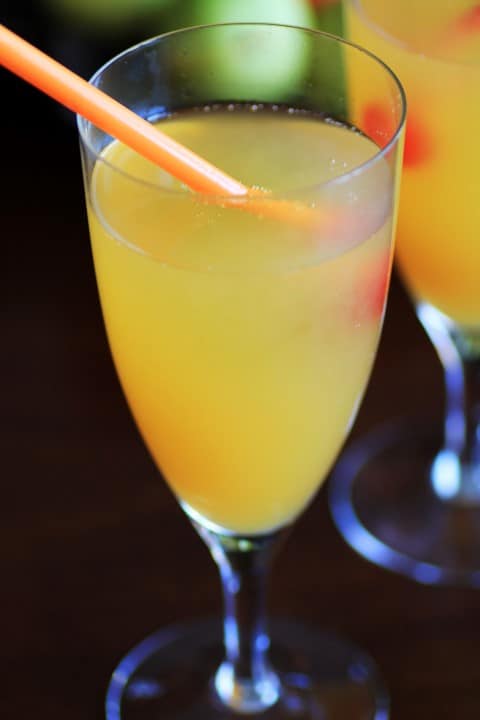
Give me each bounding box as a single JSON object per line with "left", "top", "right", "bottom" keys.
{"left": 3, "top": 1, "right": 479, "bottom": 718}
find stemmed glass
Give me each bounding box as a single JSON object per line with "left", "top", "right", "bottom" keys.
{"left": 77, "top": 23, "right": 405, "bottom": 719}
{"left": 329, "top": 0, "right": 480, "bottom": 585}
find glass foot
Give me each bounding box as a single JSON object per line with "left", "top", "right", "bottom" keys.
{"left": 329, "top": 419, "right": 480, "bottom": 587}
{"left": 105, "top": 618, "right": 389, "bottom": 720}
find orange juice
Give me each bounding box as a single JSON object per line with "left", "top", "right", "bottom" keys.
{"left": 345, "top": 0, "right": 480, "bottom": 327}
{"left": 87, "top": 106, "right": 394, "bottom": 534}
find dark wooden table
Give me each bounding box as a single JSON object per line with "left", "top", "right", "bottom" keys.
{"left": 3, "top": 35, "right": 480, "bottom": 720}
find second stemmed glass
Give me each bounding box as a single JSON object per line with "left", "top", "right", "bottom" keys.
{"left": 78, "top": 23, "right": 405, "bottom": 719}
{"left": 330, "top": 0, "right": 480, "bottom": 586}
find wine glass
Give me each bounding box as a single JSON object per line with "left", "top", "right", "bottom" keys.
{"left": 329, "top": 0, "right": 480, "bottom": 586}
{"left": 77, "top": 23, "right": 405, "bottom": 719}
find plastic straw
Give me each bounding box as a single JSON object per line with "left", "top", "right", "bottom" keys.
{"left": 0, "top": 23, "right": 386, "bottom": 238}
{"left": 0, "top": 24, "right": 247, "bottom": 197}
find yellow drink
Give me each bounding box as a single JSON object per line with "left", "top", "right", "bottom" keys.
{"left": 87, "top": 106, "right": 393, "bottom": 535}
{"left": 345, "top": 0, "right": 480, "bottom": 326}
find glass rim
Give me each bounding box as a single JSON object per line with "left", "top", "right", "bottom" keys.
{"left": 349, "top": 0, "right": 480, "bottom": 68}
{"left": 77, "top": 22, "right": 407, "bottom": 201}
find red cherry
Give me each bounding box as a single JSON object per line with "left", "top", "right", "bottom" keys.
{"left": 454, "top": 4, "right": 480, "bottom": 34}
{"left": 354, "top": 248, "right": 392, "bottom": 322}
{"left": 361, "top": 103, "right": 395, "bottom": 149}
{"left": 362, "top": 102, "right": 432, "bottom": 169}
{"left": 403, "top": 113, "right": 433, "bottom": 167}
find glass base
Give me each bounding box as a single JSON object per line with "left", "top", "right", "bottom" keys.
{"left": 329, "top": 419, "right": 480, "bottom": 587}
{"left": 105, "top": 618, "right": 389, "bottom": 720}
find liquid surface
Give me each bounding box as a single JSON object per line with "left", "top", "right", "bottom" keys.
{"left": 88, "top": 106, "right": 394, "bottom": 534}
{"left": 348, "top": 0, "right": 480, "bottom": 326}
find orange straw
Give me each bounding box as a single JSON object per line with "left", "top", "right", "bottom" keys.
{"left": 0, "top": 23, "right": 388, "bottom": 239}
{"left": 0, "top": 23, "right": 247, "bottom": 197}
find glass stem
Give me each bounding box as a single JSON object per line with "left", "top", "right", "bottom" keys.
{"left": 193, "top": 521, "right": 285, "bottom": 714}
{"left": 418, "top": 303, "right": 480, "bottom": 503}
